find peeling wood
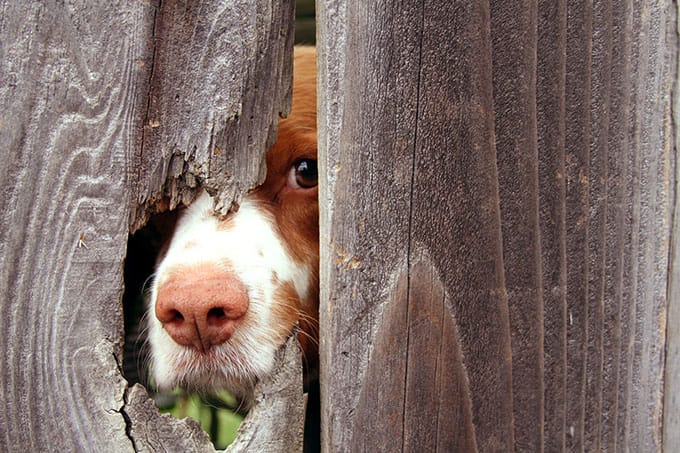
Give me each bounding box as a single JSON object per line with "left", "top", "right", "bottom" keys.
{"left": 0, "top": 0, "right": 297, "bottom": 450}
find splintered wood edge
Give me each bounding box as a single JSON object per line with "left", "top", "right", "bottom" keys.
{"left": 226, "top": 336, "right": 306, "bottom": 453}
{"left": 123, "top": 336, "right": 306, "bottom": 452}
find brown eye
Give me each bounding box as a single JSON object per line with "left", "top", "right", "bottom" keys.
{"left": 288, "top": 159, "right": 318, "bottom": 189}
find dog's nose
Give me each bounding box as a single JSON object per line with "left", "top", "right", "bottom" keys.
{"left": 155, "top": 264, "right": 249, "bottom": 352}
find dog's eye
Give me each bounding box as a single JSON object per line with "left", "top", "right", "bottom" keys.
{"left": 288, "top": 159, "right": 318, "bottom": 189}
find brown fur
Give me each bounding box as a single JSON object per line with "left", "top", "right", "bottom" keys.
{"left": 236, "top": 46, "right": 319, "bottom": 368}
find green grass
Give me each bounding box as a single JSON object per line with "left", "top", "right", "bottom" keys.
{"left": 155, "top": 390, "right": 245, "bottom": 449}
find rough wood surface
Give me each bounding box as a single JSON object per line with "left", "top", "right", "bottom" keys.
{"left": 0, "top": 2, "right": 152, "bottom": 450}
{"left": 536, "top": 1, "right": 568, "bottom": 451}
{"left": 318, "top": 1, "right": 678, "bottom": 451}
{"left": 131, "top": 0, "right": 295, "bottom": 227}
{"left": 0, "top": 0, "right": 296, "bottom": 451}
{"left": 663, "top": 4, "right": 680, "bottom": 444}
{"left": 225, "top": 336, "right": 306, "bottom": 453}
{"left": 125, "top": 337, "right": 306, "bottom": 453}
{"left": 490, "top": 2, "right": 544, "bottom": 450}
{"left": 664, "top": 5, "right": 680, "bottom": 449}
{"left": 319, "top": 1, "right": 513, "bottom": 451}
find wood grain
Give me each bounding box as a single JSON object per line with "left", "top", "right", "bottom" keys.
{"left": 663, "top": 4, "right": 680, "bottom": 449}
{"left": 2, "top": 0, "right": 677, "bottom": 450}
{"left": 0, "top": 0, "right": 296, "bottom": 450}
{"left": 131, "top": 0, "right": 295, "bottom": 227}
{"left": 563, "top": 2, "right": 592, "bottom": 449}
{"left": 599, "top": 1, "right": 631, "bottom": 450}
{"left": 536, "top": 1, "right": 568, "bottom": 451}
{"left": 489, "top": 2, "right": 544, "bottom": 450}
{"left": 0, "top": 2, "right": 153, "bottom": 450}
{"left": 626, "top": 2, "right": 675, "bottom": 450}
{"left": 319, "top": 1, "right": 514, "bottom": 451}
{"left": 318, "top": 0, "right": 678, "bottom": 451}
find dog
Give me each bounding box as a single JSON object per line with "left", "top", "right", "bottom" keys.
{"left": 147, "top": 46, "right": 318, "bottom": 400}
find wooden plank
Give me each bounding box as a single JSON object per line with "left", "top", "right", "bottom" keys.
{"left": 0, "top": 2, "right": 153, "bottom": 450}
{"left": 564, "top": 1, "right": 593, "bottom": 450}
{"left": 536, "top": 1, "right": 568, "bottom": 450}
{"left": 663, "top": 3, "right": 680, "bottom": 450}
{"left": 318, "top": 1, "right": 514, "bottom": 451}
{"left": 130, "top": 0, "right": 295, "bottom": 227}
{"left": 0, "top": 0, "right": 296, "bottom": 450}
{"left": 489, "top": 2, "right": 544, "bottom": 450}
{"left": 317, "top": 0, "right": 424, "bottom": 449}
{"left": 319, "top": 0, "right": 678, "bottom": 451}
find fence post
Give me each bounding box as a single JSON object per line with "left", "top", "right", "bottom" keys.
{"left": 0, "top": 0, "right": 297, "bottom": 450}
{"left": 318, "top": 1, "right": 678, "bottom": 451}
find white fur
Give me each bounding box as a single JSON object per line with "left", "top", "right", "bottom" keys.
{"left": 148, "top": 191, "right": 311, "bottom": 395}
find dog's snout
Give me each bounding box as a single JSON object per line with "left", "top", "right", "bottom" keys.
{"left": 155, "top": 264, "right": 249, "bottom": 352}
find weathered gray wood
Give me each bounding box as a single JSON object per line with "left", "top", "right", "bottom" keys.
{"left": 126, "top": 385, "right": 215, "bottom": 452}
{"left": 0, "top": 2, "right": 153, "bottom": 450}
{"left": 0, "top": 0, "right": 297, "bottom": 450}
{"left": 319, "top": 0, "right": 678, "bottom": 451}
{"left": 663, "top": 4, "right": 680, "bottom": 450}
{"left": 130, "top": 0, "right": 295, "bottom": 227}
{"left": 226, "top": 336, "right": 306, "bottom": 453}
{"left": 319, "top": 1, "right": 513, "bottom": 451}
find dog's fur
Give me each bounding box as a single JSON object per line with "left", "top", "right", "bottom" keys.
{"left": 147, "top": 47, "right": 318, "bottom": 398}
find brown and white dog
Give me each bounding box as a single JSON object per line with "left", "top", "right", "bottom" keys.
{"left": 147, "top": 47, "right": 318, "bottom": 398}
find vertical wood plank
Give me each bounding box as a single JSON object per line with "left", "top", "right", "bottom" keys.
{"left": 131, "top": 0, "right": 295, "bottom": 226}
{"left": 319, "top": 1, "right": 677, "bottom": 451}
{"left": 489, "top": 2, "right": 544, "bottom": 450}
{"left": 0, "top": 1, "right": 154, "bottom": 450}
{"left": 0, "top": 0, "right": 296, "bottom": 450}
{"left": 536, "top": 1, "right": 568, "bottom": 451}
{"left": 318, "top": 0, "right": 514, "bottom": 451}
{"left": 564, "top": 1, "right": 593, "bottom": 449}
{"left": 318, "top": 0, "right": 424, "bottom": 449}
{"left": 663, "top": 3, "right": 680, "bottom": 450}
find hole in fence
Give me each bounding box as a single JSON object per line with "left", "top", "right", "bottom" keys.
{"left": 295, "top": 0, "right": 315, "bottom": 45}
{"left": 122, "top": 207, "right": 245, "bottom": 449}
{"left": 121, "top": 2, "right": 318, "bottom": 448}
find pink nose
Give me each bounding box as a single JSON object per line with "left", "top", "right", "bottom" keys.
{"left": 155, "top": 265, "right": 249, "bottom": 352}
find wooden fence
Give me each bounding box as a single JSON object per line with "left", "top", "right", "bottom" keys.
{"left": 318, "top": 1, "right": 679, "bottom": 451}
{"left": 1, "top": 0, "right": 678, "bottom": 452}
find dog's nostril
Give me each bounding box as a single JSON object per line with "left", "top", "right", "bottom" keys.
{"left": 207, "top": 307, "right": 226, "bottom": 322}
{"left": 169, "top": 309, "right": 184, "bottom": 322}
